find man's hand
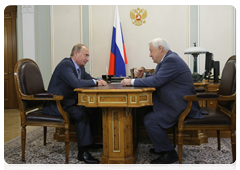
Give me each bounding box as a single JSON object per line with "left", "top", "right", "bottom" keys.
{"left": 121, "top": 79, "right": 132, "bottom": 86}
{"left": 98, "top": 79, "right": 107, "bottom": 86}
{"left": 134, "top": 68, "right": 144, "bottom": 78}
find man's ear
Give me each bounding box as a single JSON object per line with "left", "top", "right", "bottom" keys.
{"left": 74, "top": 50, "right": 79, "bottom": 56}
{"left": 158, "top": 46, "right": 163, "bottom": 52}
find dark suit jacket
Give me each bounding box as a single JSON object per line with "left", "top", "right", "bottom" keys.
{"left": 43, "top": 57, "right": 96, "bottom": 115}
{"left": 134, "top": 50, "right": 204, "bottom": 129}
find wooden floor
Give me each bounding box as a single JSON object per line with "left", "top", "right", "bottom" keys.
{"left": 4, "top": 109, "right": 38, "bottom": 143}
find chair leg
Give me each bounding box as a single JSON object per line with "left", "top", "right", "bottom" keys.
{"left": 231, "top": 131, "right": 236, "bottom": 163}
{"left": 21, "top": 126, "right": 26, "bottom": 161}
{"left": 173, "top": 126, "right": 176, "bottom": 148}
{"left": 65, "top": 128, "right": 70, "bottom": 164}
{"left": 217, "top": 130, "right": 220, "bottom": 150}
{"left": 178, "top": 131, "right": 183, "bottom": 164}
{"left": 43, "top": 127, "right": 47, "bottom": 146}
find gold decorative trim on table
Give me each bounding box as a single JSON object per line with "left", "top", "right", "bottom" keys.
{"left": 98, "top": 95, "right": 127, "bottom": 104}
{"left": 112, "top": 110, "right": 120, "bottom": 152}
{"left": 139, "top": 94, "right": 149, "bottom": 103}
{"left": 81, "top": 94, "right": 87, "bottom": 102}
{"left": 88, "top": 96, "right": 95, "bottom": 104}
{"left": 130, "top": 96, "right": 137, "bottom": 104}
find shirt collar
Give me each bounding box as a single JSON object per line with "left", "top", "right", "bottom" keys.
{"left": 71, "top": 57, "right": 80, "bottom": 71}
{"left": 160, "top": 54, "right": 166, "bottom": 63}
{"left": 160, "top": 50, "right": 171, "bottom": 63}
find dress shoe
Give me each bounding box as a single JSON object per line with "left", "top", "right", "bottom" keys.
{"left": 150, "top": 149, "right": 178, "bottom": 164}
{"left": 149, "top": 148, "right": 162, "bottom": 155}
{"left": 87, "top": 143, "right": 103, "bottom": 149}
{"left": 78, "top": 151, "right": 100, "bottom": 164}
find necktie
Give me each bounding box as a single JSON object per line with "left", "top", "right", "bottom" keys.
{"left": 77, "top": 68, "right": 81, "bottom": 79}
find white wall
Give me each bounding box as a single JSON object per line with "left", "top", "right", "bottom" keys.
{"left": 199, "top": 5, "right": 235, "bottom": 76}
{"left": 90, "top": 5, "right": 189, "bottom": 77}
{"left": 17, "top": 5, "right": 52, "bottom": 89}
{"left": 51, "top": 5, "right": 81, "bottom": 71}
{"left": 50, "top": 5, "right": 235, "bottom": 78}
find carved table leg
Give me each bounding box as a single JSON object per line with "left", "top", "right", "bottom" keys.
{"left": 101, "top": 107, "right": 135, "bottom": 164}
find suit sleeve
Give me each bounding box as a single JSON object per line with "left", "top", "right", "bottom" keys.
{"left": 134, "top": 57, "right": 179, "bottom": 88}
{"left": 81, "top": 66, "right": 93, "bottom": 80}
{"left": 59, "top": 61, "right": 95, "bottom": 89}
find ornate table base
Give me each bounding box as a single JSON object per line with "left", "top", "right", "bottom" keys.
{"left": 101, "top": 107, "right": 135, "bottom": 164}
{"left": 74, "top": 84, "right": 155, "bottom": 164}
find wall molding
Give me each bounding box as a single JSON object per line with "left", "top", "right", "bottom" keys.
{"left": 21, "top": 5, "right": 35, "bottom": 60}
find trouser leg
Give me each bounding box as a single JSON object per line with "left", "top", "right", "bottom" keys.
{"left": 66, "top": 106, "right": 99, "bottom": 147}
{"left": 84, "top": 107, "right": 99, "bottom": 137}
{"left": 143, "top": 111, "right": 174, "bottom": 153}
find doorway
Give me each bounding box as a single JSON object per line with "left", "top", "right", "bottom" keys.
{"left": 4, "top": 6, "right": 18, "bottom": 108}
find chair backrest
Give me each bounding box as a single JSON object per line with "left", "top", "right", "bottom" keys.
{"left": 218, "top": 55, "right": 236, "bottom": 110}
{"left": 14, "top": 58, "right": 46, "bottom": 111}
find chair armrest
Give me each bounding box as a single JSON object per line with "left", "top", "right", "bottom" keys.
{"left": 21, "top": 93, "right": 64, "bottom": 100}
{"left": 32, "top": 93, "right": 69, "bottom": 124}
{"left": 184, "top": 93, "right": 220, "bottom": 101}
{"left": 184, "top": 93, "right": 235, "bottom": 102}
{"left": 34, "top": 93, "right": 69, "bottom": 124}
{"left": 207, "top": 89, "right": 219, "bottom": 93}
{"left": 21, "top": 93, "right": 69, "bottom": 125}
{"left": 178, "top": 100, "right": 193, "bottom": 131}
{"left": 179, "top": 92, "right": 236, "bottom": 132}
{"left": 196, "top": 93, "right": 220, "bottom": 99}
{"left": 34, "top": 93, "right": 54, "bottom": 98}
{"left": 221, "top": 92, "right": 236, "bottom": 101}
{"left": 56, "top": 100, "right": 69, "bottom": 124}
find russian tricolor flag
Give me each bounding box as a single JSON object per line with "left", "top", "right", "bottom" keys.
{"left": 108, "top": 5, "right": 128, "bottom": 77}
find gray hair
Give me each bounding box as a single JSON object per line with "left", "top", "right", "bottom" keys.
{"left": 70, "top": 44, "right": 87, "bottom": 56}
{"left": 149, "top": 37, "right": 170, "bottom": 51}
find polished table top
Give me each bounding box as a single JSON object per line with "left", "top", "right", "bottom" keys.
{"left": 74, "top": 83, "right": 155, "bottom": 93}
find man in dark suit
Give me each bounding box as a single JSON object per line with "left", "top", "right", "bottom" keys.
{"left": 121, "top": 38, "right": 204, "bottom": 164}
{"left": 43, "top": 44, "right": 107, "bottom": 164}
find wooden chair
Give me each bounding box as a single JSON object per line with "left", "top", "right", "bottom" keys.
{"left": 177, "top": 55, "right": 236, "bottom": 164}
{"left": 14, "top": 58, "right": 70, "bottom": 164}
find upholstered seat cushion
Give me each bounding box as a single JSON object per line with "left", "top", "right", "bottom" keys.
{"left": 184, "top": 107, "right": 231, "bottom": 125}
{"left": 25, "top": 109, "right": 64, "bottom": 123}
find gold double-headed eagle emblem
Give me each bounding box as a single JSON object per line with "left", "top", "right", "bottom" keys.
{"left": 130, "top": 7, "right": 147, "bottom": 26}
